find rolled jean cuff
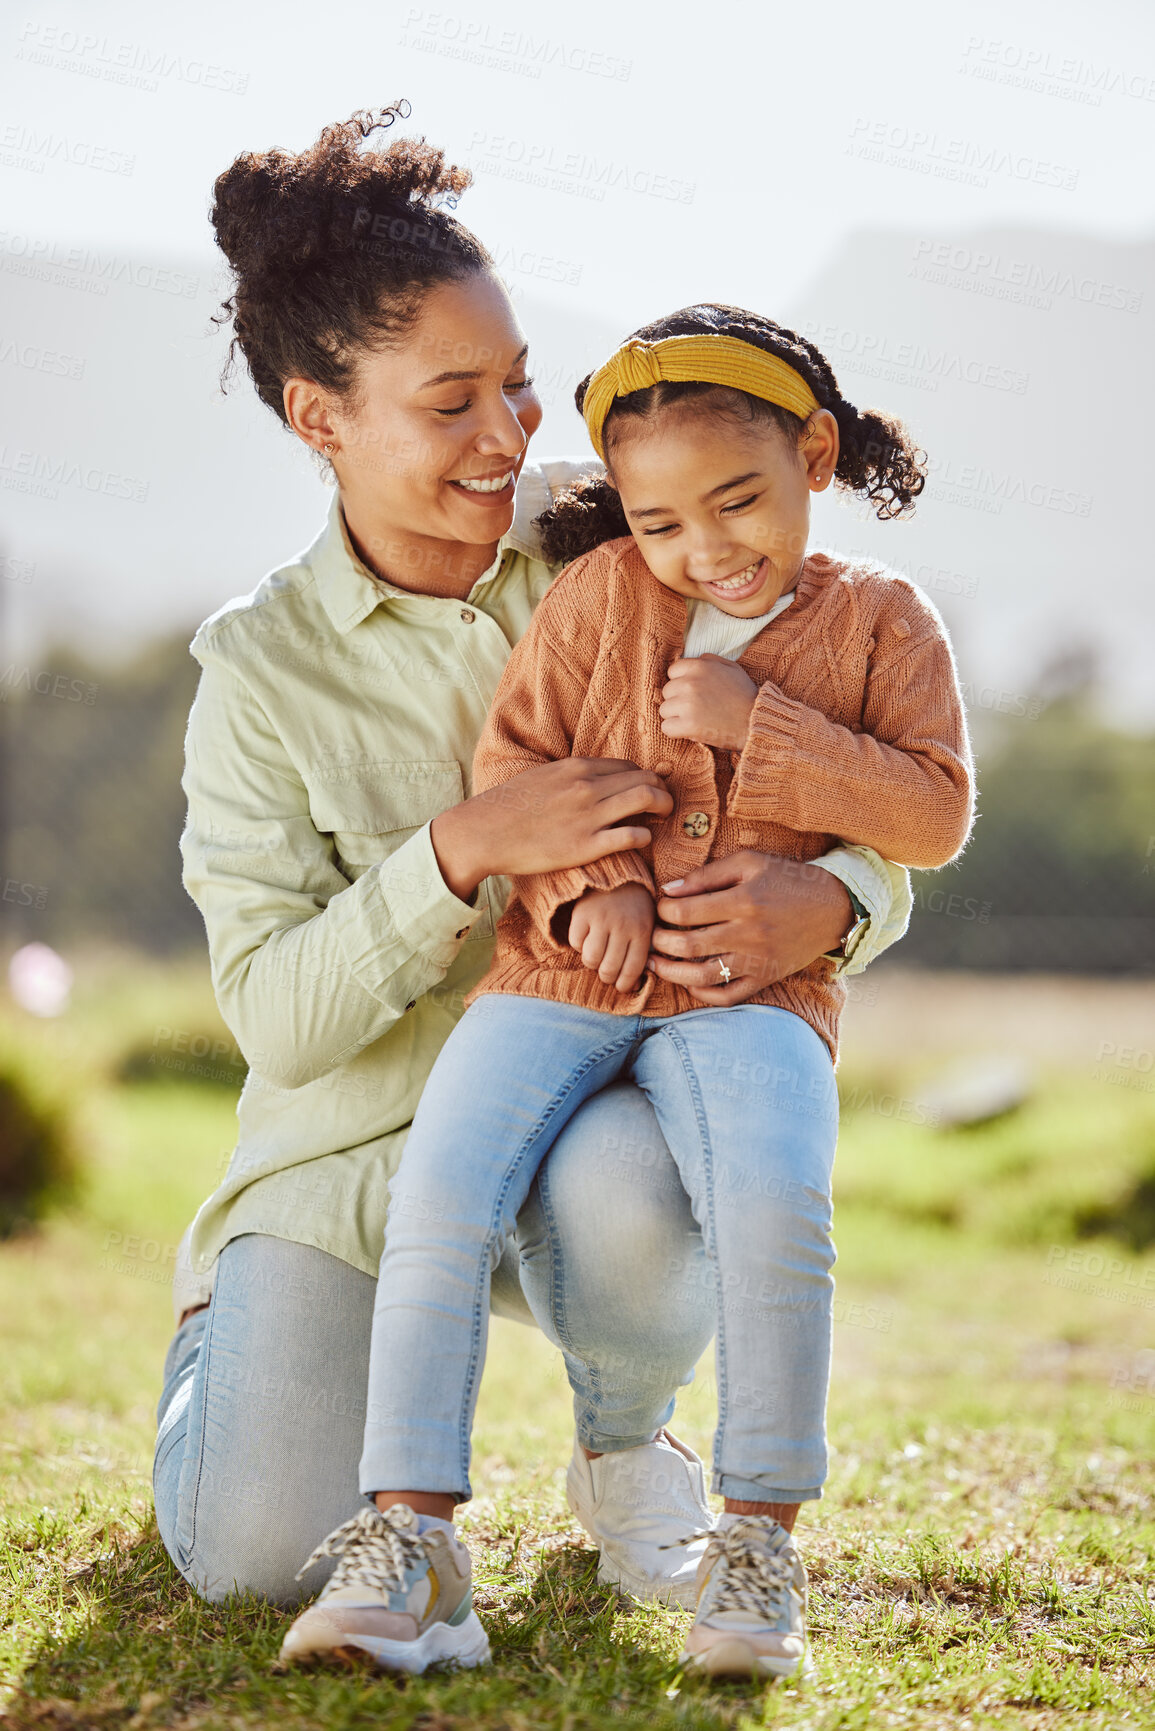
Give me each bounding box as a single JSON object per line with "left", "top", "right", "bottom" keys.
{"left": 574, "top": 1412, "right": 675, "bottom": 1457}
{"left": 716, "top": 1475, "right": 824, "bottom": 1504}
{"left": 359, "top": 1443, "right": 470, "bottom": 1505}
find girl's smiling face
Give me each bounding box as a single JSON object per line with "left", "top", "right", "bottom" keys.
{"left": 608, "top": 403, "right": 839, "bottom": 616}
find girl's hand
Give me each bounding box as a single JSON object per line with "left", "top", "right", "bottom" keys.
{"left": 567, "top": 882, "right": 656, "bottom": 993}
{"left": 431, "top": 759, "right": 673, "bottom": 902}
{"left": 659, "top": 655, "right": 758, "bottom": 751}
{"left": 647, "top": 852, "right": 854, "bottom": 1004}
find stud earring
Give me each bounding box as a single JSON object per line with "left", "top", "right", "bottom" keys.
{"left": 323, "top": 442, "right": 335, "bottom": 456}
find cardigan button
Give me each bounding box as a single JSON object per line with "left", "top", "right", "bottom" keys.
{"left": 682, "top": 811, "right": 710, "bottom": 839}
{"left": 655, "top": 760, "right": 673, "bottom": 776}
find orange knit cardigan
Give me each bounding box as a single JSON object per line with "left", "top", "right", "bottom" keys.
{"left": 465, "top": 537, "right": 974, "bottom": 1059}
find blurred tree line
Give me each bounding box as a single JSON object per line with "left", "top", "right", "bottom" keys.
{"left": 907, "top": 694, "right": 1153, "bottom": 970}
{"left": 0, "top": 633, "right": 1151, "bottom": 971}
{"left": 1, "top": 634, "right": 202, "bottom": 955}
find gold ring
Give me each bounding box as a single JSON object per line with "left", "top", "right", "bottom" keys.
{"left": 717, "top": 960, "right": 732, "bottom": 984}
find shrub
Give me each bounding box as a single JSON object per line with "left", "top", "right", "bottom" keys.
{"left": 0, "top": 1054, "right": 78, "bottom": 1237}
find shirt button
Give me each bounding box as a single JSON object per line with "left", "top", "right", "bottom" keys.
{"left": 460, "top": 608, "right": 476, "bottom": 623}
{"left": 682, "top": 811, "right": 710, "bottom": 838}
{"left": 405, "top": 1000, "right": 417, "bottom": 1011}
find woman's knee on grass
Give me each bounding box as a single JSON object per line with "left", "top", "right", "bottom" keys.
{"left": 179, "top": 1496, "right": 345, "bottom": 1609}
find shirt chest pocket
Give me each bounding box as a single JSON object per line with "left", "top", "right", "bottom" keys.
{"left": 309, "top": 761, "right": 465, "bottom": 881}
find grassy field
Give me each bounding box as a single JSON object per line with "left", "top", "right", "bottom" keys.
{"left": 2, "top": 953, "right": 1154, "bottom": 1730}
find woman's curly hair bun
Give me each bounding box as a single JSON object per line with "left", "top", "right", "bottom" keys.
{"left": 211, "top": 103, "right": 492, "bottom": 421}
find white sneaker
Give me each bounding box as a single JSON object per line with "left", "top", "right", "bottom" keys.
{"left": 279, "top": 1505, "right": 491, "bottom": 1675}
{"left": 681, "top": 1515, "right": 813, "bottom": 1680}
{"left": 566, "top": 1430, "right": 715, "bottom": 1608}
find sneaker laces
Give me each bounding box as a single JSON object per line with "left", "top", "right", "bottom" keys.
{"left": 296, "top": 1504, "right": 428, "bottom": 1594}
{"left": 707, "top": 1520, "right": 797, "bottom": 1621}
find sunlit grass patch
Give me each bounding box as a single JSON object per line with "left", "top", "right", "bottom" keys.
{"left": 2, "top": 957, "right": 1153, "bottom": 1728}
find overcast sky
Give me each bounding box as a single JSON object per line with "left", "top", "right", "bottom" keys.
{"left": 3, "top": 0, "right": 1152, "bottom": 320}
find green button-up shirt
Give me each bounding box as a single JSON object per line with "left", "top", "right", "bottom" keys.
{"left": 182, "top": 462, "right": 911, "bottom": 1279}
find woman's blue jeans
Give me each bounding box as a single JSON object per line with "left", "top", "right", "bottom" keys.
{"left": 153, "top": 1076, "right": 717, "bottom": 1605}
{"left": 363, "top": 997, "right": 839, "bottom": 1509}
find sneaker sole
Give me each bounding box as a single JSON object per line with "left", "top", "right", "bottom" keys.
{"left": 282, "top": 1610, "right": 491, "bottom": 1676}
{"left": 681, "top": 1637, "right": 814, "bottom": 1681}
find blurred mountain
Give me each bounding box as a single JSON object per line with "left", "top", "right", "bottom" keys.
{"left": 795, "top": 226, "right": 1153, "bottom": 730}
{"left": 1, "top": 224, "right": 1152, "bottom": 724}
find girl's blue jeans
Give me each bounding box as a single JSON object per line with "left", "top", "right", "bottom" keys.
{"left": 362, "top": 996, "right": 839, "bottom": 1507}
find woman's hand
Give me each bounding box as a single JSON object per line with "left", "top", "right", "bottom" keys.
{"left": 568, "top": 882, "right": 656, "bottom": 993}
{"left": 431, "top": 759, "right": 673, "bottom": 902}
{"left": 646, "top": 852, "right": 854, "bottom": 1005}
{"left": 659, "top": 655, "right": 758, "bottom": 751}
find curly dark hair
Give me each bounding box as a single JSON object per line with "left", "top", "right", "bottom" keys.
{"left": 210, "top": 102, "right": 492, "bottom": 423}
{"left": 537, "top": 303, "right": 928, "bottom": 564}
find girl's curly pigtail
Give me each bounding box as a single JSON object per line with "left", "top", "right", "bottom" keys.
{"left": 829, "top": 400, "right": 926, "bottom": 521}
{"left": 535, "top": 475, "right": 630, "bottom": 566}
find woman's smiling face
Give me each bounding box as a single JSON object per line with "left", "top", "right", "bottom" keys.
{"left": 608, "top": 402, "right": 838, "bottom": 616}
{"left": 289, "top": 271, "right": 543, "bottom": 582}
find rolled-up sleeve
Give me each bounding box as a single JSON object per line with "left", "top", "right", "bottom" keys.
{"left": 809, "top": 847, "right": 913, "bottom": 975}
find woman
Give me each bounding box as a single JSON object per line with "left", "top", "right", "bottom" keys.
{"left": 154, "top": 104, "right": 910, "bottom": 1615}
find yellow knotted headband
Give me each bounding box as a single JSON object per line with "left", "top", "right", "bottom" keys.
{"left": 581, "top": 334, "right": 821, "bottom": 461}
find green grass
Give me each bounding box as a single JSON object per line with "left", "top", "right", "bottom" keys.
{"left": 2, "top": 956, "right": 1154, "bottom": 1729}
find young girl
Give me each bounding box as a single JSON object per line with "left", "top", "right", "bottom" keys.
{"left": 281, "top": 304, "right": 974, "bottom": 1679}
